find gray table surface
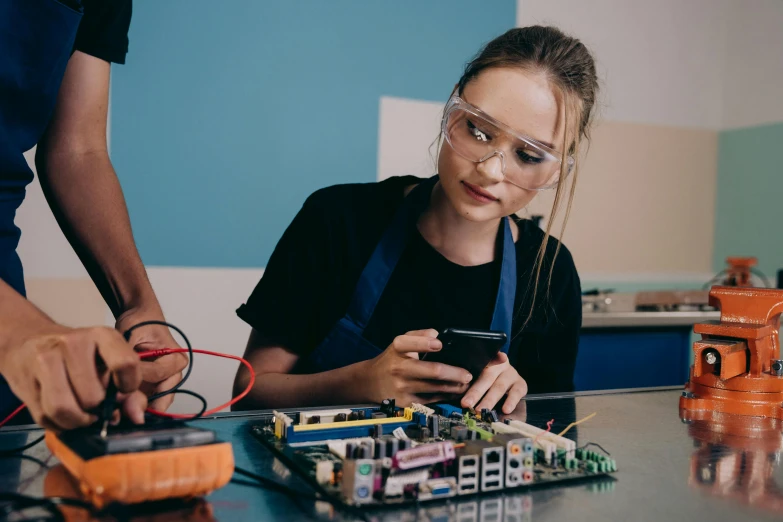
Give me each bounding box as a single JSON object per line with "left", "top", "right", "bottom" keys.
{"left": 2, "top": 387, "right": 781, "bottom": 521}
{"left": 582, "top": 311, "right": 721, "bottom": 328}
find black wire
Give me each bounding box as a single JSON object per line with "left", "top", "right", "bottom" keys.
{"left": 122, "top": 320, "right": 193, "bottom": 402}
{"left": 233, "top": 466, "right": 314, "bottom": 497}
{"left": 750, "top": 268, "right": 772, "bottom": 287}
{"left": 0, "top": 435, "right": 45, "bottom": 457}
{"left": 229, "top": 477, "right": 315, "bottom": 499}
{"left": 145, "top": 390, "right": 208, "bottom": 421}
{"left": 0, "top": 454, "right": 49, "bottom": 470}
{"left": 123, "top": 321, "right": 212, "bottom": 421}
{"left": 233, "top": 466, "right": 370, "bottom": 522}
{"left": 702, "top": 269, "right": 727, "bottom": 290}
{"left": 578, "top": 442, "right": 611, "bottom": 456}
{"left": 0, "top": 492, "right": 94, "bottom": 522}
{"left": 229, "top": 479, "right": 320, "bottom": 522}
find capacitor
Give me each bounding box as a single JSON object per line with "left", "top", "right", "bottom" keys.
{"left": 429, "top": 414, "right": 440, "bottom": 437}
{"left": 387, "top": 439, "right": 399, "bottom": 457}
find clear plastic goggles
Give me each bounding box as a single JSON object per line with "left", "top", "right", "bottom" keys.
{"left": 442, "top": 95, "right": 574, "bottom": 191}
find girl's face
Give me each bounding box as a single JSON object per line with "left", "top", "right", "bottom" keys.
{"left": 437, "top": 67, "right": 566, "bottom": 223}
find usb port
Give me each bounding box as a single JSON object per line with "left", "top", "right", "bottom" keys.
{"left": 462, "top": 472, "right": 476, "bottom": 479}
{"left": 460, "top": 484, "right": 475, "bottom": 492}
{"left": 485, "top": 481, "right": 500, "bottom": 488}
{"left": 486, "top": 469, "right": 500, "bottom": 477}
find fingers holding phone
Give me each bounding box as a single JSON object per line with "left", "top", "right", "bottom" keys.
{"left": 461, "top": 352, "right": 528, "bottom": 414}
{"left": 362, "top": 329, "right": 473, "bottom": 406}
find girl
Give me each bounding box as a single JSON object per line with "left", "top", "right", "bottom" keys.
{"left": 234, "top": 26, "right": 598, "bottom": 414}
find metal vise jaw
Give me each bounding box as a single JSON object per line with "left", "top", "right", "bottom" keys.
{"left": 680, "top": 286, "right": 783, "bottom": 419}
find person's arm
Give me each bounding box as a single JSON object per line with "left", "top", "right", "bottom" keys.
{"left": 34, "top": 51, "right": 184, "bottom": 409}
{"left": 0, "top": 280, "right": 146, "bottom": 430}
{"left": 232, "top": 331, "right": 370, "bottom": 409}
{"left": 233, "top": 329, "right": 472, "bottom": 410}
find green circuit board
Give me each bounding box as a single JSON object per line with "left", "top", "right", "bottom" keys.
{"left": 251, "top": 401, "right": 616, "bottom": 508}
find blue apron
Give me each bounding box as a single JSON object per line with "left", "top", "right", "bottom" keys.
{"left": 0, "top": 0, "right": 83, "bottom": 422}
{"left": 299, "top": 175, "right": 517, "bottom": 374}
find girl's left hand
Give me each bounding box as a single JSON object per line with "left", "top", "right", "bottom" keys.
{"left": 460, "top": 352, "right": 528, "bottom": 414}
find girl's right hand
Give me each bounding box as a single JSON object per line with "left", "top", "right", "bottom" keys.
{"left": 360, "top": 329, "right": 473, "bottom": 406}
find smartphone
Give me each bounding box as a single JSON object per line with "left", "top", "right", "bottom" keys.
{"left": 420, "top": 328, "right": 507, "bottom": 380}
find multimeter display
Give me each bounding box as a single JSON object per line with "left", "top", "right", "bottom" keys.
{"left": 58, "top": 422, "right": 216, "bottom": 459}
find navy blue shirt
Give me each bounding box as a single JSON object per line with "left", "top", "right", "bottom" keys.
{"left": 0, "top": 0, "right": 131, "bottom": 424}
{"left": 0, "top": 0, "right": 131, "bottom": 296}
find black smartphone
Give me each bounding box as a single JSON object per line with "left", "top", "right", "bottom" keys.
{"left": 420, "top": 328, "right": 507, "bottom": 381}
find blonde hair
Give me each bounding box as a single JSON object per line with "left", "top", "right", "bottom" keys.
{"left": 436, "top": 26, "right": 599, "bottom": 328}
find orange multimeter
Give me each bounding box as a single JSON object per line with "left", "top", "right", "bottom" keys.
{"left": 45, "top": 421, "right": 234, "bottom": 509}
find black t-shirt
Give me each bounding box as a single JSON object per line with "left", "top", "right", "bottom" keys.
{"left": 237, "top": 176, "right": 582, "bottom": 394}
{"left": 72, "top": 0, "right": 132, "bottom": 64}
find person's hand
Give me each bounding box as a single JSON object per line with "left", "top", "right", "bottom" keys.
{"left": 359, "top": 329, "right": 473, "bottom": 406}
{"left": 460, "top": 352, "right": 528, "bottom": 414}
{"left": 1, "top": 327, "right": 147, "bottom": 431}
{"left": 116, "top": 311, "right": 187, "bottom": 412}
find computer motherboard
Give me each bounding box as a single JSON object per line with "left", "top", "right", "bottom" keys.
{"left": 251, "top": 400, "right": 616, "bottom": 507}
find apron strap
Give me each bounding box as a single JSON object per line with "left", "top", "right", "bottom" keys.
{"left": 345, "top": 176, "right": 438, "bottom": 327}
{"left": 489, "top": 216, "right": 517, "bottom": 353}
{"left": 345, "top": 175, "right": 518, "bottom": 351}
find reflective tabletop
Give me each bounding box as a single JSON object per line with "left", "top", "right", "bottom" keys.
{"left": 2, "top": 387, "right": 782, "bottom": 521}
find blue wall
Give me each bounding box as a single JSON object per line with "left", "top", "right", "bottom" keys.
{"left": 111, "top": 1, "right": 515, "bottom": 268}
{"left": 713, "top": 122, "right": 783, "bottom": 279}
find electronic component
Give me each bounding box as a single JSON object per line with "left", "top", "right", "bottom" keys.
{"left": 341, "top": 459, "right": 376, "bottom": 504}
{"left": 392, "top": 441, "right": 455, "bottom": 471}
{"left": 300, "top": 409, "right": 353, "bottom": 424}
{"left": 417, "top": 477, "right": 457, "bottom": 501}
{"left": 46, "top": 422, "right": 233, "bottom": 508}
{"left": 461, "top": 441, "right": 505, "bottom": 492}
{"left": 435, "top": 403, "right": 462, "bottom": 418}
{"left": 494, "top": 420, "right": 572, "bottom": 460}
{"left": 252, "top": 400, "right": 615, "bottom": 508}
{"left": 381, "top": 398, "right": 396, "bottom": 417}
{"left": 493, "top": 434, "right": 534, "bottom": 486}
{"left": 383, "top": 468, "right": 429, "bottom": 500}
{"left": 453, "top": 451, "right": 480, "bottom": 495}
{"left": 450, "top": 424, "right": 469, "bottom": 441}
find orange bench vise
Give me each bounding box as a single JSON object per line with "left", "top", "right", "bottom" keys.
{"left": 680, "top": 286, "right": 783, "bottom": 419}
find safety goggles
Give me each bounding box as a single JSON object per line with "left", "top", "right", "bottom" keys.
{"left": 442, "top": 95, "right": 574, "bottom": 191}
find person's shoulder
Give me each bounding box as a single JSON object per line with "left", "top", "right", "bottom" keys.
{"left": 303, "top": 175, "right": 425, "bottom": 218}
{"left": 512, "top": 217, "right": 578, "bottom": 278}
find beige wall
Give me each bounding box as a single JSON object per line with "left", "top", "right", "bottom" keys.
{"left": 25, "top": 278, "right": 106, "bottom": 327}
{"left": 377, "top": 100, "right": 718, "bottom": 278}
{"left": 527, "top": 121, "right": 718, "bottom": 274}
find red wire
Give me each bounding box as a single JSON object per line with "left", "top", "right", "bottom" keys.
{"left": 0, "top": 404, "right": 27, "bottom": 429}
{"left": 0, "top": 349, "right": 255, "bottom": 427}
{"left": 139, "top": 348, "right": 255, "bottom": 419}
{"left": 532, "top": 418, "right": 555, "bottom": 447}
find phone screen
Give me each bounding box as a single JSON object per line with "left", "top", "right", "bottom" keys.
{"left": 421, "top": 328, "right": 507, "bottom": 380}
